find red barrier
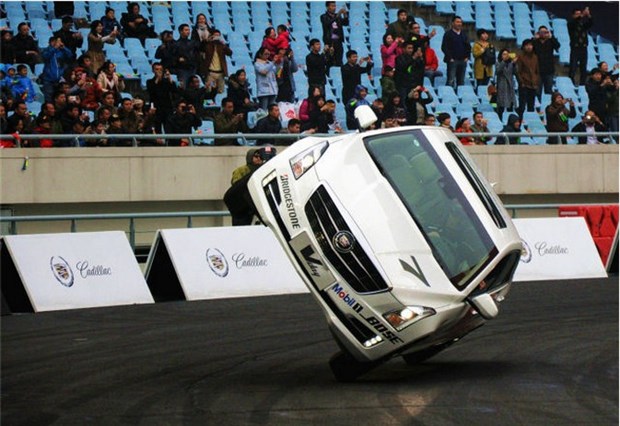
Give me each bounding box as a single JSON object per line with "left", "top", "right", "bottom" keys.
{"left": 559, "top": 205, "right": 619, "bottom": 264}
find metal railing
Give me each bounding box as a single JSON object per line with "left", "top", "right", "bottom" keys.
{"left": 0, "top": 131, "right": 618, "bottom": 147}
{"left": 1, "top": 203, "right": 616, "bottom": 249}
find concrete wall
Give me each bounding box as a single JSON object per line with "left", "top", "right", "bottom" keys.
{"left": 1, "top": 145, "right": 618, "bottom": 243}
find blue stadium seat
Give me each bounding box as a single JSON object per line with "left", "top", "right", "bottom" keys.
{"left": 532, "top": 10, "right": 551, "bottom": 31}
{"left": 438, "top": 86, "right": 459, "bottom": 104}
{"left": 435, "top": 2, "right": 454, "bottom": 15}
{"left": 475, "top": 2, "right": 494, "bottom": 30}
{"left": 192, "top": 120, "right": 215, "bottom": 146}
{"left": 455, "top": 2, "right": 474, "bottom": 23}
{"left": 89, "top": 2, "right": 107, "bottom": 21}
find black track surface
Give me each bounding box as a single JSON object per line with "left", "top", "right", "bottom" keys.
{"left": 2, "top": 278, "right": 618, "bottom": 425}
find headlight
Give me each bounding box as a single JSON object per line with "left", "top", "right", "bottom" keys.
{"left": 289, "top": 141, "right": 329, "bottom": 179}
{"left": 383, "top": 306, "right": 436, "bottom": 331}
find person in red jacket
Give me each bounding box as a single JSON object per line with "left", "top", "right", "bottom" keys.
{"left": 73, "top": 67, "right": 104, "bottom": 111}
{"left": 423, "top": 40, "right": 443, "bottom": 85}
{"left": 261, "top": 26, "right": 290, "bottom": 59}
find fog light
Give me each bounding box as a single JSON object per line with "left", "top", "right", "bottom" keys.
{"left": 383, "top": 306, "right": 436, "bottom": 331}
{"left": 363, "top": 335, "right": 383, "bottom": 348}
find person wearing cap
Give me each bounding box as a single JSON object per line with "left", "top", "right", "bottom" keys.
{"left": 545, "top": 92, "right": 576, "bottom": 144}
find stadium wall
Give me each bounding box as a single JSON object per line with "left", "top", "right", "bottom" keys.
{"left": 1, "top": 145, "right": 618, "bottom": 243}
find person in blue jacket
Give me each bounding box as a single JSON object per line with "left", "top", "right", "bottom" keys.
{"left": 40, "top": 36, "right": 73, "bottom": 102}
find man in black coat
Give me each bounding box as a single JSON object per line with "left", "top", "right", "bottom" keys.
{"left": 306, "top": 39, "right": 330, "bottom": 92}
{"left": 533, "top": 26, "right": 561, "bottom": 98}
{"left": 146, "top": 62, "right": 179, "bottom": 130}
{"left": 53, "top": 16, "right": 83, "bottom": 62}
{"left": 254, "top": 104, "right": 282, "bottom": 146}
{"left": 441, "top": 16, "right": 471, "bottom": 90}
{"left": 567, "top": 7, "right": 593, "bottom": 85}
{"left": 164, "top": 100, "right": 202, "bottom": 146}
{"left": 320, "top": 1, "right": 349, "bottom": 69}
{"left": 340, "top": 50, "right": 373, "bottom": 107}
{"left": 13, "top": 23, "right": 40, "bottom": 72}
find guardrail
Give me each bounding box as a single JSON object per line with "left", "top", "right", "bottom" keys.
{"left": 0, "top": 131, "right": 618, "bottom": 147}
{"left": 1, "top": 203, "right": 616, "bottom": 249}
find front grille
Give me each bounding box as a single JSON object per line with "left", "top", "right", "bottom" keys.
{"left": 305, "top": 185, "right": 389, "bottom": 294}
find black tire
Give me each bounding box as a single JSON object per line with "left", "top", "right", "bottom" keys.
{"left": 328, "top": 351, "right": 382, "bottom": 382}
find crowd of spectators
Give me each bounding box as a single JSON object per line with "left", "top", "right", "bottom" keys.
{"left": 0, "top": 2, "right": 618, "bottom": 148}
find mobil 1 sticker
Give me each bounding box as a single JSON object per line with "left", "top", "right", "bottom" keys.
{"left": 290, "top": 231, "right": 336, "bottom": 291}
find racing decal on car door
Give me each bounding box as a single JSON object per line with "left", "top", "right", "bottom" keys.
{"left": 399, "top": 256, "right": 430, "bottom": 287}
{"left": 290, "top": 231, "right": 336, "bottom": 290}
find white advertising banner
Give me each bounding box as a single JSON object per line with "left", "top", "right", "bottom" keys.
{"left": 2, "top": 232, "right": 154, "bottom": 312}
{"left": 513, "top": 217, "right": 607, "bottom": 281}
{"left": 149, "top": 226, "right": 308, "bottom": 300}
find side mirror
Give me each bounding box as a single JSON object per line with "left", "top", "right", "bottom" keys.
{"left": 468, "top": 293, "right": 499, "bottom": 320}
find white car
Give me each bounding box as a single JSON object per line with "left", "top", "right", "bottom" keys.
{"left": 247, "top": 121, "right": 522, "bottom": 381}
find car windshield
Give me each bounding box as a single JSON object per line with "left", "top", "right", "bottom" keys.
{"left": 364, "top": 129, "right": 497, "bottom": 289}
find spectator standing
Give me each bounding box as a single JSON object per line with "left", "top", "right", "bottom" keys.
{"left": 191, "top": 13, "right": 213, "bottom": 43}
{"left": 568, "top": 7, "right": 593, "bottom": 85}
{"left": 86, "top": 20, "right": 119, "bottom": 75}
{"left": 275, "top": 48, "right": 299, "bottom": 103}
{"left": 407, "top": 21, "right": 435, "bottom": 54}
{"left": 380, "top": 33, "right": 403, "bottom": 75}
{"left": 0, "top": 30, "right": 16, "bottom": 64}
{"left": 495, "top": 49, "right": 518, "bottom": 120}
{"left": 13, "top": 23, "right": 41, "bottom": 72}
{"left": 586, "top": 68, "right": 613, "bottom": 125}
{"left": 516, "top": 39, "right": 539, "bottom": 118}
{"left": 172, "top": 24, "right": 200, "bottom": 88}
{"left": 101, "top": 7, "right": 122, "bottom": 38}
{"left": 213, "top": 97, "right": 250, "bottom": 146}
{"left": 121, "top": 2, "right": 156, "bottom": 42}
{"left": 571, "top": 110, "right": 608, "bottom": 144}
{"left": 254, "top": 103, "right": 282, "bottom": 145}
{"left": 305, "top": 39, "right": 330, "bottom": 92}
{"left": 395, "top": 43, "right": 423, "bottom": 102}
{"left": 164, "top": 100, "right": 202, "bottom": 146}
{"left": 545, "top": 91, "right": 576, "bottom": 144}
{"left": 341, "top": 50, "right": 373, "bottom": 107}
{"left": 254, "top": 47, "right": 279, "bottom": 111}
{"left": 405, "top": 86, "right": 433, "bottom": 125}
{"left": 200, "top": 29, "right": 233, "bottom": 96}
{"left": 40, "top": 36, "right": 73, "bottom": 102}
{"left": 320, "top": 2, "right": 349, "bottom": 68}
{"left": 387, "top": 9, "right": 412, "bottom": 40}
{"left": 53, "top": 16, "right": 83, "bottom": 62}
{"left": 154, "top": 31, "right": 176, "bottom": 72}
{"left": 226, "top": 69, "right": 257, "bottom": 119}
{"left": 470, "top": 111, "right": 492, "bottom": 145}
{"left": 441, "top": 16, "right": 471, "bottom": 90}
{"left": 146, "top": 62, "right": 178, "bottom": 129}
{"left": 96, "top": 61, "right": 125, "bottom": 104}
{"left": 533, "top": 26, "right": 561, "bottom": 97}
{"left": 472, "top": 29, "right": 495, "bottom": 88}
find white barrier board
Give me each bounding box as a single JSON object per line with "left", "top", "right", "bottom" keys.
{"left": 513, "top": 217, "right": 607, "bottom": 281}
{"left": 2, "top": 232, "right": 154, "bottom": 312}
{"left": 149, "top": 226, "right": 308, "bottom": 300}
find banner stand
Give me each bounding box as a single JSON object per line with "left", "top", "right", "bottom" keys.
{"left": 144, "top": 234, "right": 187, "bottom": 302}
{"left": 1, "top": 242, "right": 34, "bottom": 314}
